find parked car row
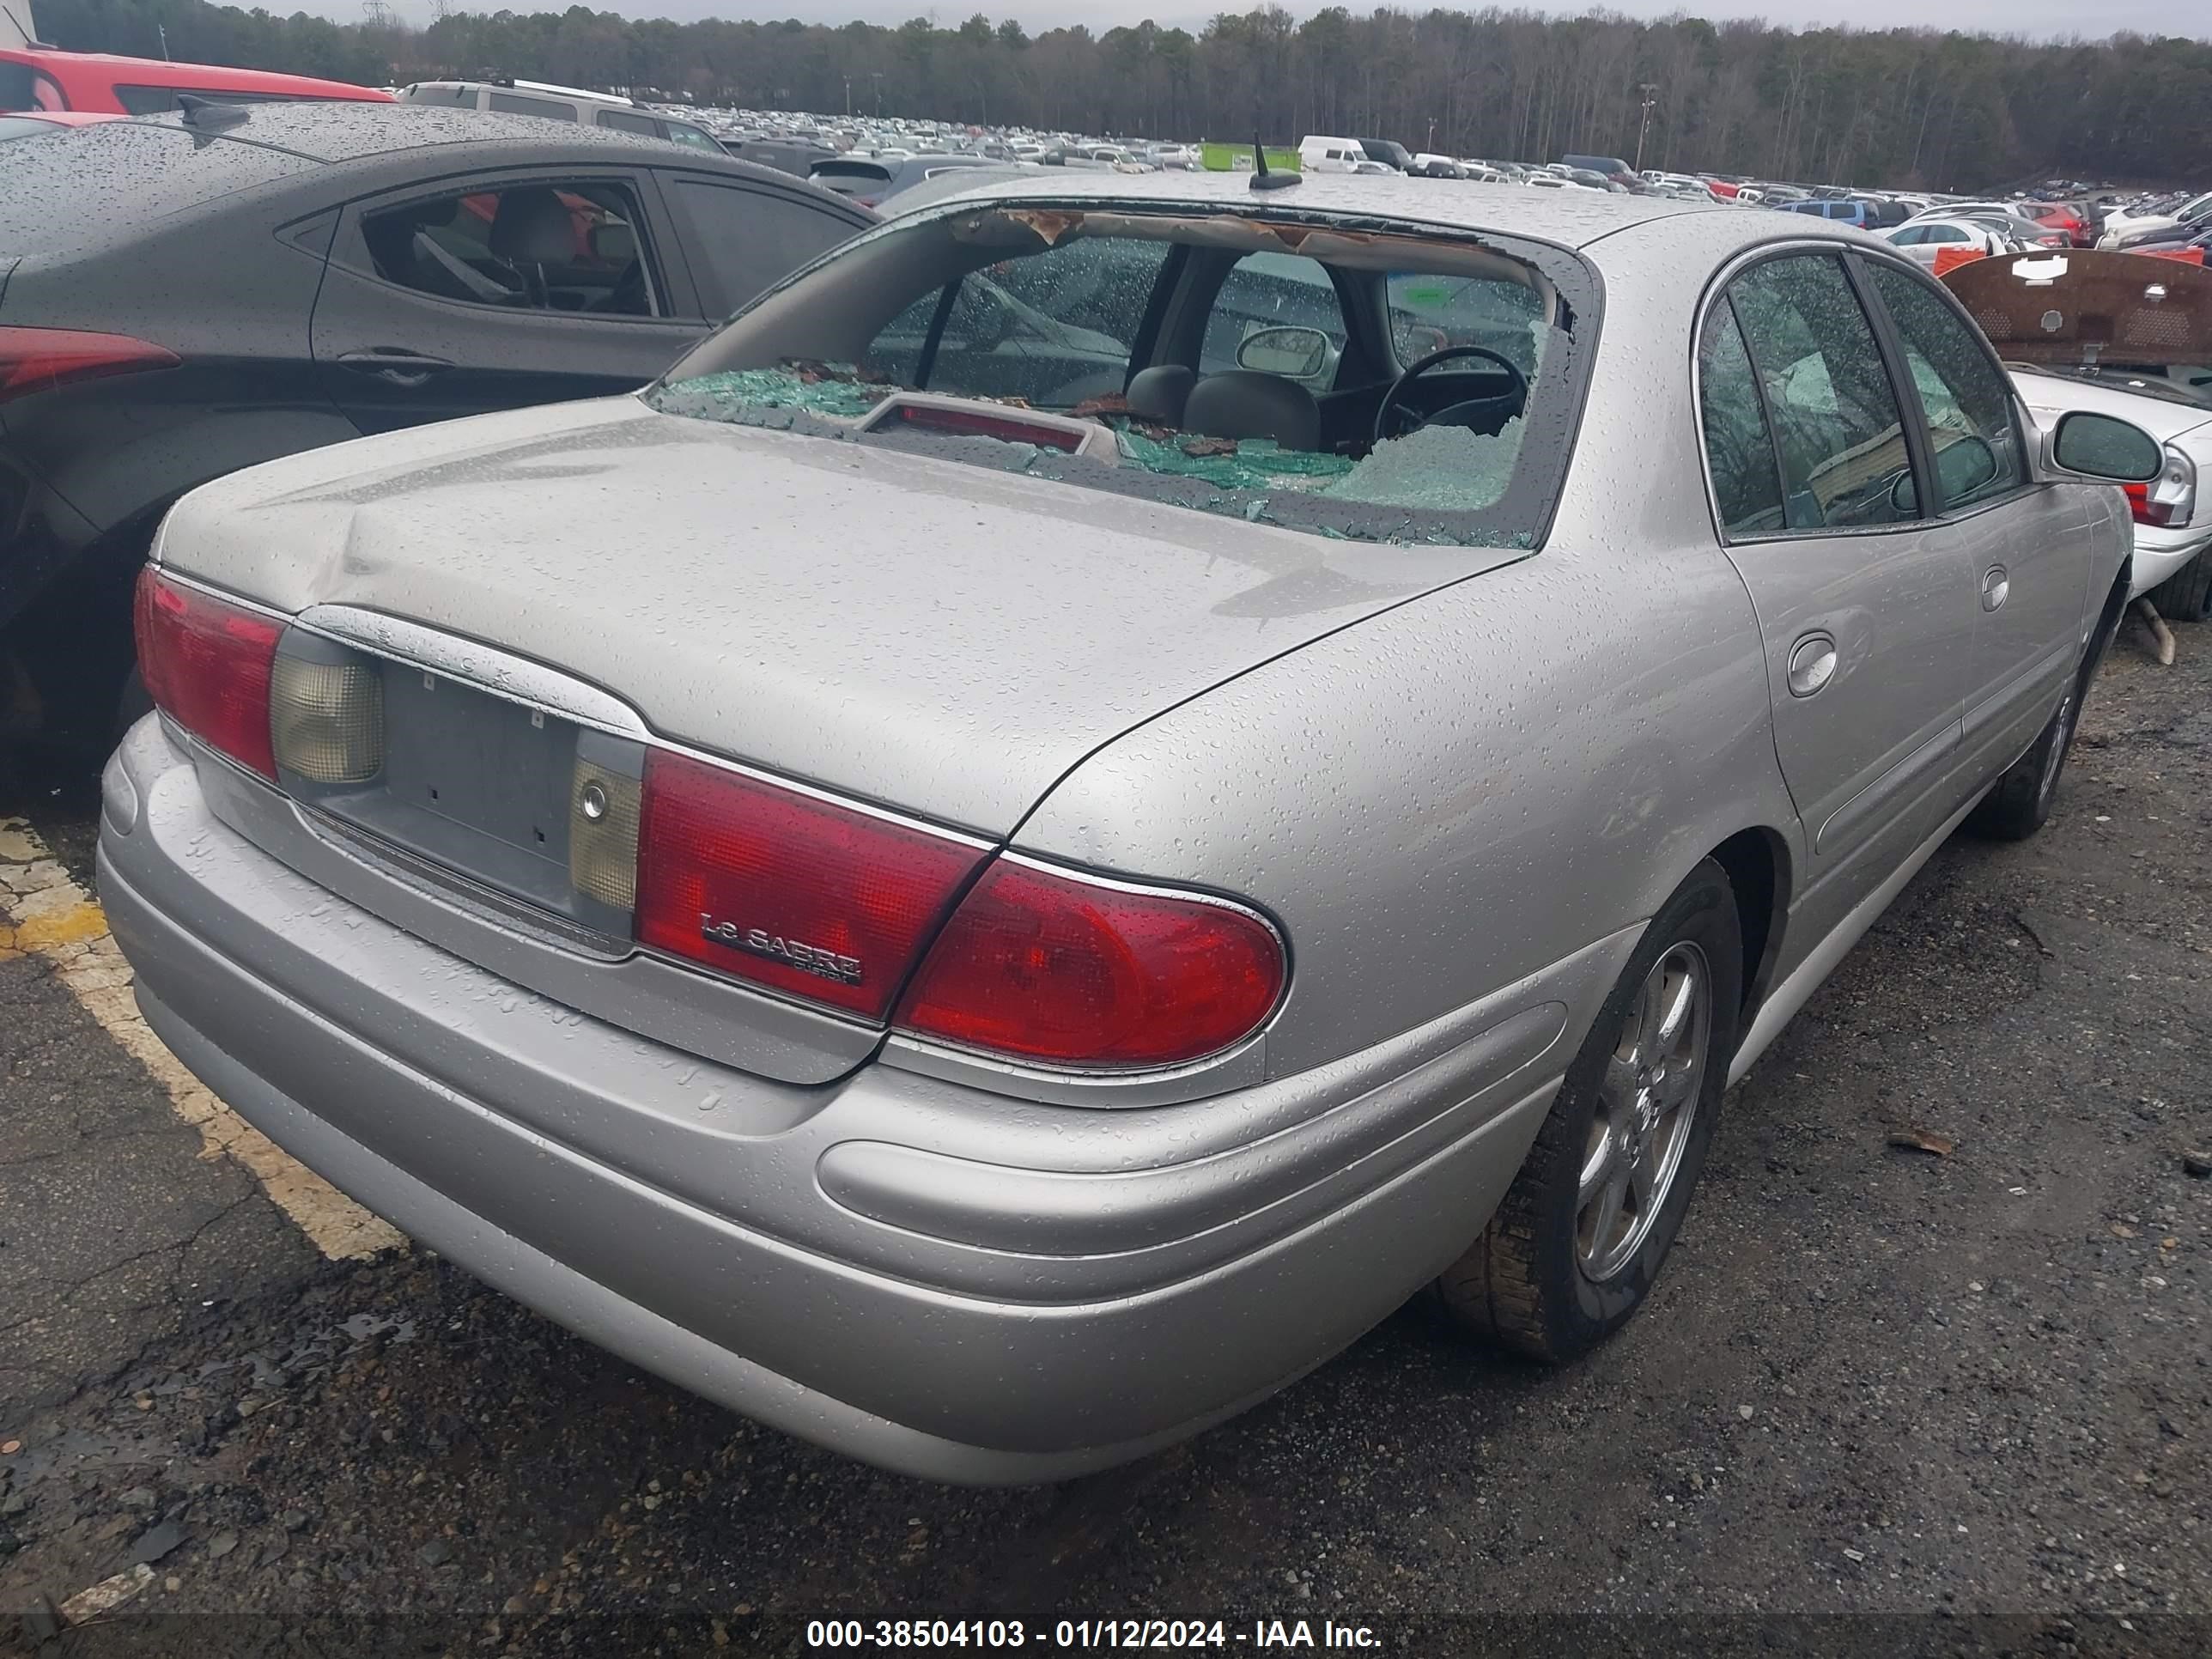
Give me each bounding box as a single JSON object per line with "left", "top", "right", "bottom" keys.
{"left": 3, "top": 76, "right": 2207, "bottom": 1487}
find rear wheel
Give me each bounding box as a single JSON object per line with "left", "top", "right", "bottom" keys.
{"left": 2149, "top": 556, "right": 2212, "bottom": 624}
{"left": 1437, "top": 860, "right": 1741, "bottom": 1361}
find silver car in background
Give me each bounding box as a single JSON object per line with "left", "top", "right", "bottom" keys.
{"left": 100, "top": 176, "right": 2161, "bottom": 1482}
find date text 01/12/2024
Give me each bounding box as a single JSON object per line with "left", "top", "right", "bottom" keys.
{"left": 805, "top": 1620, "right": 1384, "bottom": 1650}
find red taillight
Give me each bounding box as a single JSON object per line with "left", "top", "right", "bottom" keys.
{"left": 633, "top": 750, "right": 987, "bottom": 1019}
{"left": 132, "top": 568, "right": 282, "bottom": 779}
{"left": 0, "top": 325, "right": 177, "bottom": 405}
{"left": 895, "top": 859, "right": 1285, "bottom": 1068}
{"left": 2123, "top": 481, "right": 2181, "bottom": 527}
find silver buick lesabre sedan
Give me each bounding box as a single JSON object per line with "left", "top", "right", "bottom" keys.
{"left": 100, "top": 173, "right": 2162, "bottom": 1483}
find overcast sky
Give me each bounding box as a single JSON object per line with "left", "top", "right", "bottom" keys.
{"left": 289, "top": 0, "right": 2209, "bottom": 39}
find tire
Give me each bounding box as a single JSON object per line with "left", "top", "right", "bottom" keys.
{"left": 1437, "top": 859, "right": 1743, "bottom": 1362}
{"left": 1964, "top": 669, "right": 2081, "bottom": 842}
{"left": 2148, "top": 555, "right": 2212, "bottom": 625}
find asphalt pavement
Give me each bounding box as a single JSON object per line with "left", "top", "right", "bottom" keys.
{"left": 0, "top": 621, "right": 2206, "bottom": 1656}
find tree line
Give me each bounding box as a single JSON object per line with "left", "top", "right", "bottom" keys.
{"left": 27, "top": 0, "right": 2212, "bottom": 191}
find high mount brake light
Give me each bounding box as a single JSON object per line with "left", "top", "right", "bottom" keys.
{"left": 0, "top": 325, "right": 177, "bottom": 405}
{"left": 132, "top": 568, "right": 282, "bottom": 779}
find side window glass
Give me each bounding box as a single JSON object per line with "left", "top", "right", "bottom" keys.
{"left": 665, "top": 124, "right": 724, "bottom": 155}
{"left": 486, "top": 92, "right": 577, "bottom": 121}
{"left": 1867, "top": 264, "right": 2025, "bottom": 512}
{"left": 1201, "top": 252, "right": 1346, "bottom": 377}
{"left": 864, "top": 236, "right": 1170, "bottom": 408}
{"left": 359, "top": 181, "right": 656, "bottom": 316}
{"left": 598, "top": 108, "right": 659, "bottom": 137}
{"left": 674, "top": 179, "right": 854, "bottom": 316}
{"left": 1729, "top": 255, "right": 1918, "bottom": 531}
{"left": 1387, "top": 271, "right": 1546, "bottom": 379}
{"left": 1699, "top": 302, "right": 1786, "bottom": 537}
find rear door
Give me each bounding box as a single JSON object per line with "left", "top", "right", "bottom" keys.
{"left": 311, "top": 167, "right": 708, "bottom": 434}
{"left": 1860, "top": 258, "right": 2089, "bottom": 774}
{"left": 1700, "top": 250, "right": 1981, "bottom": 912}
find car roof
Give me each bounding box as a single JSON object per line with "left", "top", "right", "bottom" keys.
{"left": 895, "top": 167, "right": 1860, "bottom": 261}
{"left": 126, "top": 101, "right": 809, "bottom": 179}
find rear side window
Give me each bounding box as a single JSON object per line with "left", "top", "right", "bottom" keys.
{"left": 404, "top": 84, "right": 473, "bottom": 107}
{"left": 1727, "top": 254, "right": 1917, "bottom": 531}
{"left": 0, "top": 61, "right": 67, "bottom": 112}
{"left": 662, "top": 123, "right": 723, "bottom": 155}
{"left": 674, "top": 179, "right": 855, "bottom": 316}
{"left": 811, "top": 161, "right": 892, "bottom": 197}
{"left": 1699, "top": 303, "right": 1786, "bottom": 537}
{"left": 486, "top": 91, "right": 577, "bottom": 121}
{"left": 359, "top": 181, "right": 657, "bottom": 315}
{"left": 598, "top": 107, "right": 659, "bottom": 137}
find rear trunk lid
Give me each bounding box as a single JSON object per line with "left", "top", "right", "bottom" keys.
{"left": 154, "top": 395, "right": 1513, "bottom": 1081}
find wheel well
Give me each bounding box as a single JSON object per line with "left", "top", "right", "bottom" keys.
{"left": 2081, "top": 563, "right": 2132, "bottom": 698}
{"left": 1709, "top": 827, "right": 1788, "bottom": 1014}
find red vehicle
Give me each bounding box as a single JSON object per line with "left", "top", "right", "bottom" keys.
{"left": 2022, "top": 201, "right": 2094, "bottom": 247}
{"left": 0, "top": 47, "right": 391, "bottom": 116}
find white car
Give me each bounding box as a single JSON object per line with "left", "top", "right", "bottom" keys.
{"left": 2099, "top": 190, "right": 2212, "bottom": 249}
{"left": 1884, "top": 217, "right": 2010, "bottom": 268}
{"left": 2010, "top": 369, "right": 2209, "bottom": 615}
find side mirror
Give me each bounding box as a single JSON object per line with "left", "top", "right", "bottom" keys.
{"left": 1237, "top": 324, "right": 1330, "bottom": 380}
{"left": 2049, "top": 410, "right": 2163, "bottom": 483}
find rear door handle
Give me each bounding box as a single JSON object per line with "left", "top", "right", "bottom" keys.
{"left": 1981, "top": 564, "right": 2010, "bottom": 611}
{"left": 1786, "top": 632, "right": 1838, "bottom": 698}
{"left": 336, "top": 348, "right": 453, "bottom": 387}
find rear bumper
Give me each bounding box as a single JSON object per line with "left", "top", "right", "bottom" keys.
{"left": 2129, "top": 523, "right": 2212, "bottom": 599}
{"left": 100, "top": 720, "right": 1613, "bottom": 1482}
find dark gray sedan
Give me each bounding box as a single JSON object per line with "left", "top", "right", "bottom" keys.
{"left": 0, "top": 102, "right": 871, "bottom": 750}
{"left": 101, "top": 174, "right": 2161, "bottom": 1482}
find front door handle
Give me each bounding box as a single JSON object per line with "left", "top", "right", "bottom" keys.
{"left": 1786, "top": 632, "right": 1838, "bottom": 698}
{"left": 336, "top": 348, "right": 453, "bottom": 388}
{"left": 1982, "top": 564, "right": 2010, "bottom": 611}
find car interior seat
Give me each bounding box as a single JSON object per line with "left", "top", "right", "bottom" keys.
{"left": 1181, "top": 369, "right": 1322, "bottom": 451}
{"left": 487, "top": 188, "right": 578, "bottom": 308}
{"left": 1125, "top": 365, "right": 1195, "bottom": 426}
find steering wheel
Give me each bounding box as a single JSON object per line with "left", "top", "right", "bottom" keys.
{"left": 1373, "top": 343, "right": 1528, "bottom": 443}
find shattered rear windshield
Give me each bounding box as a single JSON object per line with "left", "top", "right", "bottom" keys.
{"left": 645, "top": 202, "right": 1597, "bottom": 548}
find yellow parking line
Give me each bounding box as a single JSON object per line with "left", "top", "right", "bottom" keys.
{"left": 0, "top": 817, "right": 402, "bottom": 1261}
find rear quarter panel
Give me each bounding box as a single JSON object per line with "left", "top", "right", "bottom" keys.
{"left": 1021, "top": 221, "right": 1801, "bottom": 1079}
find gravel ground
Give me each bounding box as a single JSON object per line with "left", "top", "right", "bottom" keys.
{"left": 1, "top": 623, "right": 2206, "bottom": 1656}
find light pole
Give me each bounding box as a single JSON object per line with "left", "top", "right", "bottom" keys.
{"left": 1425, "top": 115, "right": 1436, "bottom": 154}
{"left": 872, "top": 71, "right": 883, "bottom": 118}
{"left": 844, "top": 76, "right": 851, "bottom": 118}
{"left": 1633, "top": 82, "right": 1658, "bottom": 173}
